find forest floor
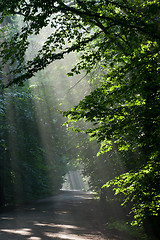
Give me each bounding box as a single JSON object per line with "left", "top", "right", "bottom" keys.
{"left": 0, "top": 190, "right": 138, "bottom": 240}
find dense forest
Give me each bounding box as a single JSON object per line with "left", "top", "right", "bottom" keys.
{"left": 0, "top": 1, "right": 160, "bottom": 239}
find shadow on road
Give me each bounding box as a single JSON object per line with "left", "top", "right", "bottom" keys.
{"left": 0, "top": 190, "right": 131, "bottom": 240}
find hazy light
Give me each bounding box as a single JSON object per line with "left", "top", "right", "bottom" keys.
{"left": 44, "top": 232, "right": 98, "bottom": 240}
{"left": 62, "top": 171, "right": 88, "bottom": 191}
{"left": 1, "top": 217, "right": 14, "bottom": 220}
{"left": 28, "top": 237, "right": 42, "bottom": 240}
{"left": 1, "top": 228, "right": 31, "bottom": 236}
{"left": 34, "top": 222, "right": 80, "bottom": 230}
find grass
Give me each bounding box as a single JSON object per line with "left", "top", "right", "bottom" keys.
{"left": 107, "top": 219, "right": 148, "bottom": 240}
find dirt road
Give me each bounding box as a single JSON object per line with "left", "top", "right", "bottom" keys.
{"left": 0, "top": 190, "right": 130, "bottom": 240}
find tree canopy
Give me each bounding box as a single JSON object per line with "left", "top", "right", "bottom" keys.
{"left": 0, "top": 0, "right": 159, "bottom": 86}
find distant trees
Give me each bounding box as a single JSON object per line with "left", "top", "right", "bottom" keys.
{"left": 0, "top": 84, "right": 69, "bottom": 206}
{"left": 0, "top": 0, "right": 160, "bottom": 236}
{"left": 0, "top": 15, "right": 69, "bottom": 207}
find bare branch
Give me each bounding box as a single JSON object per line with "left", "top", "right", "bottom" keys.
{"left": 68, "top": 73, "right": 87, "bottom": 92}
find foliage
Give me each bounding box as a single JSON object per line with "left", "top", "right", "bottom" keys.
{"left": 63, "top": 0, "right": 160, "bottom": 228}
{"left": 104, "top": 161, "right": 160, "bottom": 225}
{"left": 0, "top": 84, "right": 68, "bottom": 206}
{"left": 71, "top": 136, "right": 125, "bottom": 194}
{"left": 0, "top": 0, "right": 159, "bottom": 87}
{"left": 107, "top": 220, "right": 147, "bottom": 240}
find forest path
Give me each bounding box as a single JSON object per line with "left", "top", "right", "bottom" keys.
{"left": 0, "top": 190, "right": 131, "bottom": 240}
